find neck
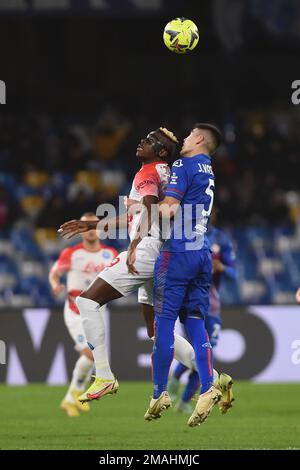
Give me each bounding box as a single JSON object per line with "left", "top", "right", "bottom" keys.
{"left": 183, "top": 149, "right": 211, "bottom": 158}
{"left": 141, "top": 156, "right": 164, "bottom": 165}
{"left": 83, "top": 239, "right": 101, "bottom": 251}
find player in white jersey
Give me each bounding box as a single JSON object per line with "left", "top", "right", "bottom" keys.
{"left": 49, "top": 212, "right": 118, "bottom": 416}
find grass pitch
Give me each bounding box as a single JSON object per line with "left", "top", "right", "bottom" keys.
{"left": 0, "top": 382, "right": 299, "bottom": 450}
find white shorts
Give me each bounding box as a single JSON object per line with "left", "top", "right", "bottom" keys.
{"left": 64, "top": 305, "right": 87, "bottom": 352}
{"left": 99, "top": 237, "right": 162, "bottom": 306}
{"left": 137, "top": 280, "right": 153, "bottom": 306}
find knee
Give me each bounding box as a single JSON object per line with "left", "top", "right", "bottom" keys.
{"left": 79, "top": 290, "right": 90, "bottom": 300}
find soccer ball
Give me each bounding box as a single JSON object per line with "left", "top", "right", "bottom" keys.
{"left": 163, "top": 18, "right": 199, "bottom": 54}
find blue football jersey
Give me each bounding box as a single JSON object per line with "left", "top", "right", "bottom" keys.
{"left": 161, "top": 154, "right": 215, "bottom": 252}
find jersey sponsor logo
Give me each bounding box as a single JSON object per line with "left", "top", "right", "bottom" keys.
{"left": 136, "top": 179, "right": 156, "bottom": 191}
{"left": 82, "top": 261, "right": 105, "bottom": 274}
{"left": 173, "top": 159, "right": 183, "bottom": 167}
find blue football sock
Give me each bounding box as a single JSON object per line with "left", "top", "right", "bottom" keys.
{"left": 174, "top": 362, "right": 188, "bottom": 380}
{"left": 182, "top": 370, "right": 200, "bottom": 403}
{"left": 152, "top": 315, "right": 176, "bottom": 399}
{"left": 184, "top": 316, "right": 214, "bottom": 394}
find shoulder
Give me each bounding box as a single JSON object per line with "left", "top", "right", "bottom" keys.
{"left": 53, "top": 243, "right": 82, "bottom": 272}
{"left": 134, "top": 164, "right": 161, "bottom": 190}
{"left": 59, "top": 243, "right": 83, "bottom": 260}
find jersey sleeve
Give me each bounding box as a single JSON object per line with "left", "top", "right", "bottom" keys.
{"left": 50, "top": 247, "right": 72, "bottom": 275}
{"left": 164, "top": 160, "right": 189, "bottom": 201}
{"left": 135, "top": 168, "right": 160, "bottom": 199}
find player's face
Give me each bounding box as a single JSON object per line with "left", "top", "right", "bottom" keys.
{"left": 136, "top": 133, "right": 158, "bottom": 160}
{"left": 81, "top": 216, "right": 99, "bottom": 243}
{"left": 180, "top": 128, "right": 203, "bottom": 156}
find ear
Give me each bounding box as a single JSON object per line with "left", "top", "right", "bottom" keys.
{"left": 159, "top": 148, "right": 168, "bottom": 158}
{"left": 195, "top": 133, "right": 205, "bottom": 145}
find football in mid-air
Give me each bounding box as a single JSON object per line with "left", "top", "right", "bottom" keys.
{"left": 163, "top": 18, "right": 199, "bottom": 54}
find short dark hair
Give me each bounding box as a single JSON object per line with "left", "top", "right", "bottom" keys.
{"left": 193, "top": 123, "right": 222, "bottom": 154}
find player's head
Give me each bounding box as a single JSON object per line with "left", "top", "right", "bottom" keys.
{"left": 180, "top": 123, "right": 222, "bottom": 157}
{"left": 80, "top": 212, "right": 99, "bottom": 244}
{"left": 136, "top": 127, "right": 178, "bottom": 162}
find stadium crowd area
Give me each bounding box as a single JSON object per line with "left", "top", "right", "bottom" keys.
{"left": 0, "top": 107, "right": 300, "bottom": 307}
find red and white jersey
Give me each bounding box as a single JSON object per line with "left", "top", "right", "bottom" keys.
{"left": 128, "top": 161, "right": 170, "bottom": 240}
{"left": 51, "top": 243, "right": 118, "bottom": 314}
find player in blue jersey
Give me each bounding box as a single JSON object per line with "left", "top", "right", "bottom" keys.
{"left": 143, "top": 123, "right": 233, "bottom": 427}
{"left": 169, "top": 208, "right": 236, "bottom": 413}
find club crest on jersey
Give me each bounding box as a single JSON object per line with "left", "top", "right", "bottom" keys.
{"left": 173, "top": 159, "right": 183, "bottom": 168}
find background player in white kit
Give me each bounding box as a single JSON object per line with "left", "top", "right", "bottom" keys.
{"left": 49, "top": 212, "right": 118, "bottom": 416}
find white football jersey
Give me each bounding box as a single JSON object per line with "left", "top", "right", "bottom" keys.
{"left": 51, "top": 243, "right": 118, "bottom": 314}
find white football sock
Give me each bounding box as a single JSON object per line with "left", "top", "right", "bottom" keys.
{"left": 65, "top": 355, "right": 93, "bottom": 402}
{"left": 76, "top": 296, "right": 114, "bottom": 380}
{"left": 173, "top": 333, "right": 195, "bottom": 370}
{"left": 158, "top": 333, "right": 219, "bottom": 383}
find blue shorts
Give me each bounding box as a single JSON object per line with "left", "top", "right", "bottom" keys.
{"left": 154, "top": 250, "right": 212, "bottom": 322}
{"left": 205, "top": 315, "right": 222, "bottom": 348}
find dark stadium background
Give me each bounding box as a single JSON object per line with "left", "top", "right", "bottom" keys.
{"left": 0, "top": 0, "right": 300, "bottom": 385}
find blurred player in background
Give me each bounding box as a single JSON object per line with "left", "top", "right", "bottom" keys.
{"left": 49, "top": 212, "right": 118, "bottom": 417}
{"left": 169, "top": 206, "right": 236, "bottom": 413}
{"left": 296, "top": 288, "right": 300, "bottom": 303}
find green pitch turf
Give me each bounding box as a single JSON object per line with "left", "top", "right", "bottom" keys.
{"left": 0, "top": 382, "right": 299, "bottom": 450}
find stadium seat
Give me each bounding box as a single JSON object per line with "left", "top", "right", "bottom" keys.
{"left": 20, "top": 194, "right": 45, "bottom": 217}
{"left": 75, "top": 171, "right": 102, "bottom": 191}
{"left": 24, "top": 170, "right": 49, "bottom": 189}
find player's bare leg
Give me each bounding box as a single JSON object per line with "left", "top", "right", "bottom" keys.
{"left": 60, "top": 348, "right": 94, "bottom": 416}
{"left": 76, "top": 278, "right": 122, "bottom": 403}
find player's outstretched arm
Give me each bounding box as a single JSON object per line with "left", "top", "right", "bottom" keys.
{"left": 58, "top": 219, "right": 98, "bottom": 239}
{"left": 58, "top": 213, "right": 128, "bottom": 239}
